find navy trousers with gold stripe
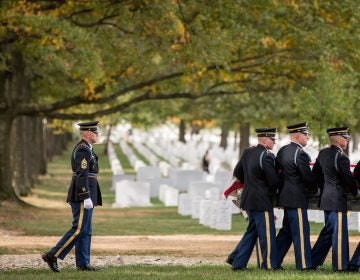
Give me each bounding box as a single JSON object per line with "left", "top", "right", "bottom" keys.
{"left": 50, "top": 202, "right": 93, "bottom": 267}
{"left": 311, "top": 211, "right": 349, "bottom": 271}
{"left": 348, "top": 242, "right": 360, "bottom": 268}
{"left": 276, "top": 208, "right": 312, "bottom": 269}
{"left": 231, "top": 210, "right": 278, "bottom": 269}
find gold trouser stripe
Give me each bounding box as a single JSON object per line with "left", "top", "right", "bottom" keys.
{"left": 264, "top": 211, "right": 271, "bottom": 268}
{"left": 297, "top": 208, "right": 306, "bottom": 268}
{"left": 54, "top": 203, "right": 84, "bottom": 258}
{"left": 257, "top": 238, "right": 263, "bottom": 266}
{"left": 338, "top": 212, "right": 342, "bottom": 270}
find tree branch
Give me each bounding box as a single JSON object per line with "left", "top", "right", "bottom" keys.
{"left": 29, "top": 89, "right": 248, "bottom": 119}
{"left": 16, "top": 48, "right": 298, "bottom": 116}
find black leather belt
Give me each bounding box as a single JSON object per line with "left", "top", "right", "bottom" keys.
{"left": 72, "top": 172, "right": 97, "bottom": 177}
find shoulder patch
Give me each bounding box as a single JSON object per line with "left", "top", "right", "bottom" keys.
{"left": 81, "top": 158, "right": 87, "bottom": 169}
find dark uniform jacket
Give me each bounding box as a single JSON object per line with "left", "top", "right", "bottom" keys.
{"left": 277, "top": 142, "right": 317, "bottom": 208}
{"left": 312, "top": 145, "right": 357, "bottom": 212}
{"left": 353, "top": 161, "right": 360, "bottom": 186}
{"left": 233, "top": 144, "right": 281, "bottom": 211}
{"left": 67, "top": 139, "right": 102, "bottom": 206}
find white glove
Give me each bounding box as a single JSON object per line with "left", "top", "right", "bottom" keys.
{"left": 84, "top": 198, "right": 93, "bottom": 209}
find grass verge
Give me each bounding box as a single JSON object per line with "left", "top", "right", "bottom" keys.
{"left": 1, "top": 265, "right": 359, "bottom": 280}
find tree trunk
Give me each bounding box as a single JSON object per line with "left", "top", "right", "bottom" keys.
{"left": 0, "top": 114, "right": 22, "bottom": 202}
{"left": 220, "top": 122, "right": 229, "bottom": 149}
{"left": 21, "top": 117, "right": 32, "bottom": 195}
{"left": 0, "top": 50, "right": 31, "bottom": 203}
{"left": 179, "top": 119, "right": 186, "bottom": 143}
{"left": 352, "top": 132, "right": 358, "bottom": 153}
{"left": 37, "top": 117, "right": 47, "bottom": 175}
{"left": 233, "top": 131, "right": 238, "bottom": 151}
{"left": 239, "top": 122, "right": 250, "bottom": 160}
{"left": 104, "top": 125, "right": 112, "bottom": 155}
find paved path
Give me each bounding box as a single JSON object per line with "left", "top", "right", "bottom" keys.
{"left": 0, "top": 234, "right": 359, "bottom": 270}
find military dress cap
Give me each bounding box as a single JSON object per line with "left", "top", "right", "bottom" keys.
{"left": 255, "top": 128, "right": 277, "bottom": 139}
{"left": 78, "top": 121, "right": 99, "bottom": 132}
{"left": 327, "top": 126, "right": 350, "bottom": 138}
{"left": 287, "top": 122, "right": 310, "bottom": 134}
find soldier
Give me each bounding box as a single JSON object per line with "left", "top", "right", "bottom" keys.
{"left": 350, "top": 161, "right": 360, "bottom": 272}
{"left": 227, "top": 128, "right": 281, "bottom": 270}
{"left": 42, "top": 121, "right": 102, "bottom": 272}
{"left": 275, "top": 122, "right": 317, "bottom": 270}
{"left": 311, "top": 127, "right": 358, "bottom": 271}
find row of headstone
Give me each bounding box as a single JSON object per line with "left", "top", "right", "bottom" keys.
{"left": 119, "top": 140, "right": 146, "bottom": 171}
{"left": 176, "top": 180, "right": 234, "bottom": 230}
{"left": 177, "top": 192, "right": 233, "bottom": 230}
{"left": 107, "top": 142, "right": 123, "bottom": 175}
{"left": 132, "top": 141, "right": 159, "bottom": 166}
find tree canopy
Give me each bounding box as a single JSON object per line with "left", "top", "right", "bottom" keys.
{"left": 1, "top": 0, "right": 360, "bottom": 201}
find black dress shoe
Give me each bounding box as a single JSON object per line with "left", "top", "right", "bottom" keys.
{"left": 42, "top": 252, "right": 60, "bottom": 273}
{"left": 348, "top": 265, "right": 360, "bottom": 272}
{"left": 77, "top": 265, "right": 99, "bottom": 271}
{"left": 231, "top": 266, "right": 248, "bottom": 271}
{"left": 272, "top": 266, "right": 285, "bottom": 271}
{"left": 225, "top": 257, "right": 233, "bottom": 265}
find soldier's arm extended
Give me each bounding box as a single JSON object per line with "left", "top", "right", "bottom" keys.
{"left": 297, "top": 151, "right": 317, "bottom": 190}
{"left": 337, "top": 155, "right": 358, "bottom": 196}
{"left": 74, "top": 146, "right": 92, "bottom": 201}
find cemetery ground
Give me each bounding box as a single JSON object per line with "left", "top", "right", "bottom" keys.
{"left": 0, "top": 144, "right": 359, "bottom": 279}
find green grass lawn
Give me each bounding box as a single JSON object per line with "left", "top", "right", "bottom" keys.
{"left": 1, "top": 265, "right": 359, "bottom": 280}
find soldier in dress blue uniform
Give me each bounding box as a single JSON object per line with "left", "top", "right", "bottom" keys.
{"left": 350, "top": 162, "right": 360, "bottom": 272}
{"left": 275, "top": 122, "right": 317, "bottom": 270}
{"left": 42, "top": 121, "right": 102, "bottom": 273}
{"left": 227, "top": 128, "right": 281, "bottom": 270}
{"left": 311, "top": 127, "right": 358, "bottom": 271}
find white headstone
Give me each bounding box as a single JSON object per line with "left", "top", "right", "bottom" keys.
{"left": 136, "top": 166, "right": 161, "bottom": 181}
{"left": 274, "top": 208, "right": 284, "bottom": 229}
{"left": 209, "top": 201, "right": 219, "bottom": 229}
{"left": 171, "top": 170, "right": 205, "bottom": 192}
{"left": 134, "top": 160, "right": 146, "bottom": 171}
{"left": 188, "top": 182, "right": 222, "bottom": 198}
{"left": 191, "top": 195, "right": 202, "bottom": 219}
{"left": 205, "top": 187, "right": 221, "bottom": 200}
{"left": 112, "top": 180, "right": 151, "bottom": 208}
{"left": 178, "top": 193, "right": 192, "bottom": 215}
{"left": 348, "top": 212, "right": 360, "bottom": 232}
{"left": 144, "top": 177, "right": 173, "bottom": 198}
{"left": 164, "top": 187, "right": 179, "bottom": 206}
{"left": 307, "top": 209, "right": 317, "bottom": 223}
{"left": 158, "top": 161, "right": 171, "bottom": 177}
{"left": 111, "top": 174, "right": 135, "bottom": 191}
{"left": 199, "top": 199, "right": 213, "bottom": 226}
{"left": 214, "top": 200, "right": 232, "bottom": 230}
{"left": 159, "top": 184, "right": 169, "bottom": 203}
{"left": 315, "top": 210, "right": 325, "bottom": 223}
{"left": 214, "top": 170, "right": 232, "bottom": 186}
